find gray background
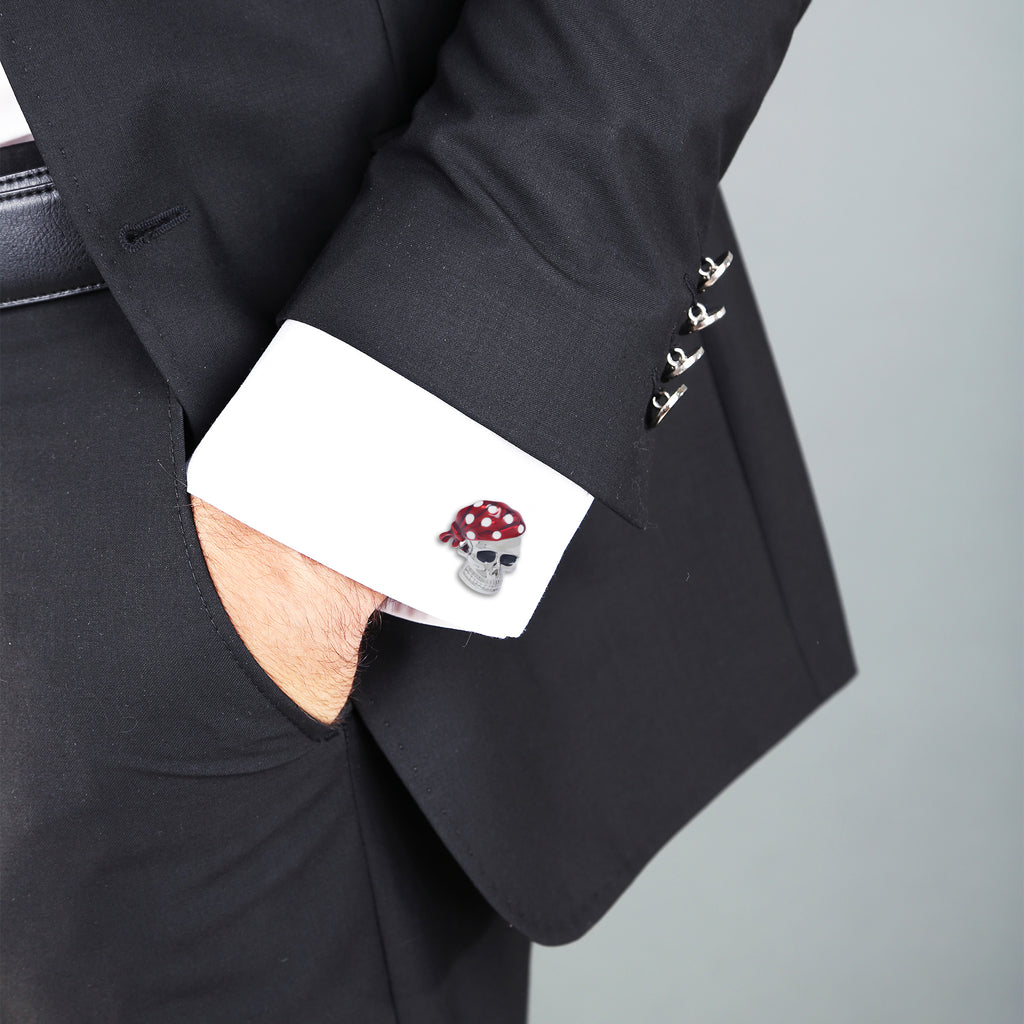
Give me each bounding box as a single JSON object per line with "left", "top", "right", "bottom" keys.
{"left": 530, "top": 0, "right": 1022, "bottom": 1021}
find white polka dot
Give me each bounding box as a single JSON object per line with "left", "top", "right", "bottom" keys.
{"left": 466, "top": 531, "right": 476, "bottom": 539}
{"left": 481, "top": 517, "right": 491, "bottom": 527}
{"left": 492, "top": 531, "right": 501, "bottom": 540}
{"left": 473, "top": 501, "right": 483, "bottom": 507}
{"left": 464, "top": 513, "right": 474, "bottom": 524}
{"left": 487, "top": 505, "right": 499, "bottom": 514}
{"left": 503, "top": 514, "right": 514, "bottom": 524}
{"left": 517, "top": 525, "right": 525, "bottom": 534}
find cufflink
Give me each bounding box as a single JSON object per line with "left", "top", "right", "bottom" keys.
{"left": 697, "top": 250, "right": 733, "bottom": 291}
{"left": 662, "top": 343, "right": 704, "bottom": 380}
{"left": 439, "top": 500, "right": 525, "bottom": 595}
{"left": 647, "top": 384, "right": 687, "bottom": 427}
{"left": 680, "top": 301, "right": 725, "bottom": 333}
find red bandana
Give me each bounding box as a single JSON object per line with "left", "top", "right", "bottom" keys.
{"left": 439, "top": 500, "right": 526, "bottom": 546}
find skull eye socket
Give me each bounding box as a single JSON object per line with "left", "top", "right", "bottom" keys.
{"left": 475, "top": 550, "right": 496, "bottom": 563}
{"left": 499, "top": 554, "right": 517, "bottom": 566}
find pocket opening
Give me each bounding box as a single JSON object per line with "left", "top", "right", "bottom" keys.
{"left": 165, "top": 388, "right": 340, "bottom": 741}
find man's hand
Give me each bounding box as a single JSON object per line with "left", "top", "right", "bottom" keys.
{"left": 191, "top": 496, "right": 384, "bottom": 724}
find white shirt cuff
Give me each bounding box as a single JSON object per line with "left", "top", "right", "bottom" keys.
{"left": 186, "top": 319, "right": 593, "bottom": 638}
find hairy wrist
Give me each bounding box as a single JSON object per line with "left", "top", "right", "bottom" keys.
{"left": 190, "top": 495, "right": 384, "bottom": 722}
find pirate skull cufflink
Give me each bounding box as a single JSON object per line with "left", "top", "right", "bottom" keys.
{"left": 439, "top": 500, "right": 525, "bottom": 596}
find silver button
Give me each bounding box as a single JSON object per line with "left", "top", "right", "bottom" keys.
{"left": 697, "top": 250, "right": 733, "bottom": 291}
{"left": 681, "top": 301, "right": 725, "bottom": 333}
{"left": 648, "top": 383, "right": 688, "bottom": 427}
{"left": 663, "top": 344, "right": 704, "bottom": 380}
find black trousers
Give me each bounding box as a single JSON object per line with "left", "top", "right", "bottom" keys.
{"left": 0, "top": 164, "right": 529, "bottom": 1022}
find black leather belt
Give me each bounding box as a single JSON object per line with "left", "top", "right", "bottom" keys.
{"left": 0, "top": 140, "right": 106, "bottom": 309}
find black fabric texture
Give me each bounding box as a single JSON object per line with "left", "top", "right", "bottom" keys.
{"left": 0, "top": 291, "right": 529, "bottom": 1022}
{"left": 2, "top": 0, "right": 812, "bottom": 525}
{"left": 0, "top": 0, "right": 858, "bottom": 1012}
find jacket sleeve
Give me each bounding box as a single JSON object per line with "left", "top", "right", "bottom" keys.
{"left": 278, "top": 0, "right": 815, "bottom": 527}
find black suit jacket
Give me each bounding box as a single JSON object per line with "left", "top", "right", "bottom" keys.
{"left": 1, "top": 0, "right": 854, "bottom": 944}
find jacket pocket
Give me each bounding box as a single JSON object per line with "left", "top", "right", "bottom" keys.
{"left": 166, "top": 390, "right": 340, "bottom": 741}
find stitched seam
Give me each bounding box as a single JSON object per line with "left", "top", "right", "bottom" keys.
{"left": 0, "top": 182, "right": 53, "bottom": 202}
{"left": 360, "top": 697, "right": 724, "bottom": 939}
{"left": 369, "top": 0, "right": 409, "bottom": 111}
{"left": 0, "top": 282, "right": 107, "bottom": 309}
{"left": 7, "top": 30, "right": 182, "bottom": 392}
{"left": 119, "top": 205, "right": 190, "bottom": 252}
{"left": 342, "top": 721, "right": 402, "bottom": 1024}
{"left": 682, "top": 272, "right": 697, "bottom": 304}
{"left": 6, "top": 36, "right": 93, "bottom": 227}
{"left": 163, "top": 386, "right": 332, "bottom": 743}
{"left": 0, "top": 165, "right": 47, "bottom": 186}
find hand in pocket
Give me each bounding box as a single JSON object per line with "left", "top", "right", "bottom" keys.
{"left": 190, "top": 496, "right": 384, "bottom": 724}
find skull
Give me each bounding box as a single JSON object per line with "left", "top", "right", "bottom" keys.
{"left": 456, "top": 536, "right": 521, "bottom": 595}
